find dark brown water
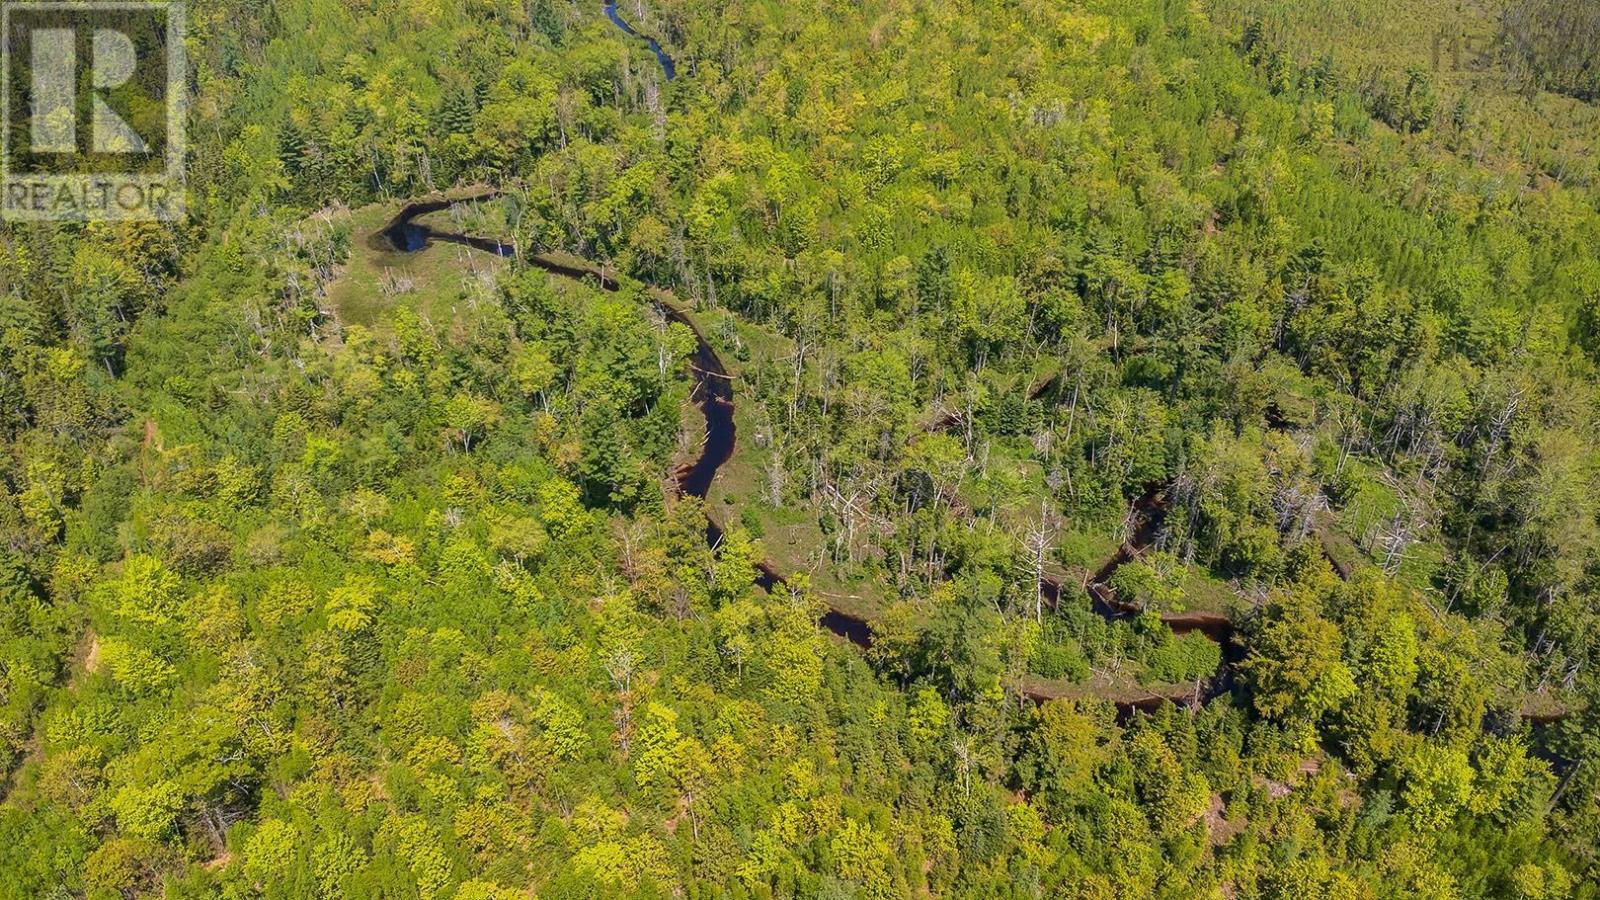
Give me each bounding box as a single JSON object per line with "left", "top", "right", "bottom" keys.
{"left": 603, "top": 2, "right": 676, "bottom": 80}
{"left": 376, "top": 201, "right": 1570, "bottom": 723}
{"left": 376, "top": 197, "right": 871, "bottom": 647}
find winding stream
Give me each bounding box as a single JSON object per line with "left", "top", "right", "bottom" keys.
{"left": 377, "top": 197, "right": 878, "bottom": 649}
{"left": 375, "top": 194, "right": 1570, "bottom": 724}
{"left": 377, "top": 199, "right": 723, "bottom": 492}
{"left": 374, "top": 196, "right": 1211, "bottom": 707}
{"left": 373, "top": 9, "right": 1565, "bottom": 721}
{"left": 603, "top": 2, "right": 676, "bottom": 80}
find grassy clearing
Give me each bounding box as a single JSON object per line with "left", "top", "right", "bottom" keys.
{"left": 323, "top": 193, "right": 509, "bottom": 332}
{"left": 684, "top": 305, "right": 892, "bottom": 619}
{"left": 1015, "top": 670, "right": 1203, "bottom": 706}
{"left": 321, "top": 200, "right": 882, "bottom": 615}
{"left": 1180, "top": 566, "right": 1245, "bottom": 616}
{"left": 318, "top": 202, "right": 1154, "bottom": 628}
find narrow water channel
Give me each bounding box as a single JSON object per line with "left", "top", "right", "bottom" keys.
{"left": 376, "top": 197, "right": 877, "bottom": 649}
{"left": 603, "top": 2, "right": 676, "bottom": 80}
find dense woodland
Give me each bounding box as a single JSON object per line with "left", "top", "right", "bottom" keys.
{"left": 1, "top": 0, "right": 1599, "bottom": 896}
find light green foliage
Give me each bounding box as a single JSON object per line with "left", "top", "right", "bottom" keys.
{"left": 831, "top": 818, "right": 899, "bottom": 898}
{"left": 1364, "top": 613, "right": 1419, "bottom": 698}
{"left": 97, "top": 639, "right": 177, "bottom": 695}
{"left": 632, "top": 702, "right": 681, "bottom": 790}
{"left": 376, "top": 813, "right": 453, "bottom": 900}
{"left": 0, "top": 0, "right": 1594, "bottom": 894}
{"left": 529, "top": 689, "right": 587, "bottom": 761}
{"left": 1401, "top": 742, "right": 1477, "bottom": 830}
{"left": 536, "top": 477, "right": 588, "bottom": 538}
{"left": 1128, "top": 729, "right": 1212, "bottom": 834}
{"left": 1243, "top": 591, "right": 1355, "bottom": 724}
{"left": 243, "top": 819, "right": 299, "bottom": 885}
{"left": 443, "top": 391, "right": 501, "bottom": 451}
{"left": 109, "top": 781, "right": 183, "bottom": 841}
{"left": 453, "top": 880, "right": 524, "bottom": 900}
{"left": 324, "top": 575, "right": 380, "bottom": 634}
{"left": 908, "top": 687, "right": 951, "bottom": 752}
{"left": 312, "top": 832, "right": 368, "bottom": 898}
{"left": 1109, "top": 552, "right": 1185, "bottom": 612}
{"left": 107, "top": 555, "right": 180, "bottom": 625}
{"left": 1019, "top": 700, "right": 1109, "bottom": 801}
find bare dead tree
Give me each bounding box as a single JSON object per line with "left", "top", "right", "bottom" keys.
{"left": 1023, "top": 501, "right": 1058, "bottom": 622}
{"left": 605, "top": 648, "right": 638, "bottom": 754}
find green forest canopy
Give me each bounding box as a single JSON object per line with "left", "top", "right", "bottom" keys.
{"left": 1, "top": 0, "right": 1599, "bottom": 896}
